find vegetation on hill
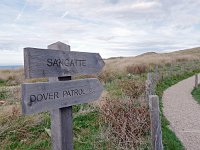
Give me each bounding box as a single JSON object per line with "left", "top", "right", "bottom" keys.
{"left": 1, "top": 47, "right": 200, "bottom": 149}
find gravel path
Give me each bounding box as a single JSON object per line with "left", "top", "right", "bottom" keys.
{"left": 163, "top": 75, "right": 200, "bottom": 150}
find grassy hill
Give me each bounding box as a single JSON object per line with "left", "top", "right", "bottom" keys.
{"left": 104, "top": 47, "right": 200, "bottom": 74}
{"left": 1, "top": 47, "right": 200, "bottom": 150}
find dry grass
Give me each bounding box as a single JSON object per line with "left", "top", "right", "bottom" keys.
{"left": 0, "top": 68, "right": 24, "bottom": 86}
{"left": 99, "top": 97, "right": 150, "bottom": 150}
{"left": 117, "top": 79, "right": 145, "bottom": 99}
{"left": 1, "top": 46, "right": 200, "bottom": 149}
{"left": 127, "top": 64, "right": 147, "bottom": 74}
{"left": 98, "top": 70, "right": 117, "bottom": 84}
{"left": 0, "top": 68, "right": 48, "bottom": 86}
{"left": 104, "top": 47, "right": 200, "bottom": 74}
{"left": 0, "top": 104, "right": 50, "bottom": 150}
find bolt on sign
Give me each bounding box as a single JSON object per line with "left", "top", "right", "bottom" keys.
{"left": 21, "top": 41, "right": 105, "bottom": 150}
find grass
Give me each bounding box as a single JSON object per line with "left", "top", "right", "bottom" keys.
{"left": 191, "top": 84, "right": 200, "bottom": 103}
{"left": 74, "top": 111, "right": 105, "bottom": 150}
{"left": 104, "top": 47, "right": 200, "bottom": 75}
{"left": 2, "top": 47, "right": 200, "bottom": 149}
{"left": 0, "top": 68, "right": 104, "bottom": 150}
{"left": 0, "top": 79, "right": 6, "bottom": 86}
{"left": 0, "top": 104, "right": 103, "bottom": 150}
{"left": 0, "top": 88, "right": 9, "bottom": 100}
{"left": 99, "top": 71, "right": 151, "bottom": 149}
{"left": 156, "top": 68, "right": 200, "bottom": 150}
{"left": 0, "top": 109, "right": 51, "bottom": 150}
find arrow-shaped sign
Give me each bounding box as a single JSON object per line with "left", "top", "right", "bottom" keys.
{"left": 21, "top": 78, "right": 103, "bottom": 115}
{"left": 24, "top": 48, "right": 105, "bottom": 78}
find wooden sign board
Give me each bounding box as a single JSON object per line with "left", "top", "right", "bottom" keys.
{"left": 24, "top": 48, "right": 105, "bottom": 79}
{"left": 21, "top": 78, "right": 103, "bottom": 114}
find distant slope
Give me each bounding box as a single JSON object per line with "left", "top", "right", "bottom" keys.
{"left": 104, "top": 47, "right": 200, "bottom": 73}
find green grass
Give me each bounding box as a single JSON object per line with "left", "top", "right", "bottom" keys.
{"left": 0, "top": 113, "right": 51, "bottom": 150}
{"left": 74, "top": 111, "right": 106, "bottom": 150}
{"left": 191, "top": 84, "right": 200, "bottom": 103}
{"left": 2, "top": 60, "right": 200, "bottom": 150}
{"left": 0, "top": 89, "right": 9, "bottom": 100}
{"left": 156, "top": 69, "right": 200, "bottom": 150}
{"left": 0, "top": 104, "right": 103, "bottom": 150}
{"left": 0, "top": 79, "right": 6, "bottom": 86}
{"left": 0, "top": 79, "right": 10, "bottom": 101}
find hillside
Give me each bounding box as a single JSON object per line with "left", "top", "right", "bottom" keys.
{"left": 104, "top": 47, "right": 200, "bottom": 74}
{"left": 1, "top": 46, "right": 200, "bottom": 149}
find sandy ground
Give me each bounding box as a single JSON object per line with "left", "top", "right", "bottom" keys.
{"left": 163, "top": 75, "right": 200, "bottom": 150}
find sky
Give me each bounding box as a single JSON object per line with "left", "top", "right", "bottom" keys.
{"left": 1, "top": 0, "right": 200, "bottom": 65}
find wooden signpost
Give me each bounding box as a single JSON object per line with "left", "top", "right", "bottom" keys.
{"left": 21, "top": 41, "right": 105, "bottom": 150}
{"left": 24, "top": 47, "right": 105, "bottom": 78}
{"left": 22, "top": 78, "right": 103, "bottom": 114}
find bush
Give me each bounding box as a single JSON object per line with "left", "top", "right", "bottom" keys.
{"left": 127, "top": 64, "right": 147, "bottom": 74}
{"left": 100, "top": 98, "right": 150, "bottom": 149}
{"left": 117, "top": 79, "right": 145, "bottom": 99}
{"left": 98, "top": 70, "right": 116, "bottom": 83}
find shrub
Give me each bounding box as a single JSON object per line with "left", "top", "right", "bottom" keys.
{"left": 100, "top": 98, "right": 150, "bottom": 149}
{"left": 98, "top": 70, "right": 115, "bottom": 83}
{"left": 127, "top": 64, "right": 147, "bottom": 74}
{"left": 117, "top": 79, "right": 145, "bottom": 99}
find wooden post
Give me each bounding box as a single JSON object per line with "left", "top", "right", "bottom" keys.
{"left": 147, "top": 73, "right": 155, "bottom": 95}
{"left": 195, "top": 74, "right": 198, "bottom": 88}
{"left": 155, "top": 65, "right": 158, "bottom": 83}
{"left": 149, "top": 95, "right": 163, "bottom": 150}
{"left": 147, "top": 72, "right": 152, "bottom": 81}
{"left": 146, "top": 73, "right": 154, "bottom": 103}
{"left": 48, "top": 42, "right": 73, "bottom": 150}
{"left": 145, "top": 80, "right": 151, "bottom": 102}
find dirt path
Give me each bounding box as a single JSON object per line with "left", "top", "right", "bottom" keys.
{"left": 163, "top": 75, "right": 200, "bottom": 150}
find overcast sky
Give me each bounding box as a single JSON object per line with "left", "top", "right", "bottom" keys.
{"left": 1, "top": 0, "right": 200, "bottom": 65}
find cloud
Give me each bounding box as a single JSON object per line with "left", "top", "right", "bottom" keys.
{"left": 14, "top": 0, "right": 28, "bottom": 21}
{"left": 131, "top": 1, "right": 161, "bottom": 10}
{"left": 60, "top": 11, "right": 69, "bottom": 18}
{"left": 0, "top": 0, "right": 200, "bottom": 64}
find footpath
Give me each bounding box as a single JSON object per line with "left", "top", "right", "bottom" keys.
{"left": 163, "top": 75, "right": 200, "bottom": 150}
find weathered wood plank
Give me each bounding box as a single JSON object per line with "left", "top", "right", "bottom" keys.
{"left": 21, "top": 78, "right": 103, "bottom": 114}
{"left": 149, "top": 95, "right": 163, "bottom": 150}
{"left": 24, "top": 47, "right": 105, "bottom": 78}
{"left": 51, "top": 107, "right": 73, "bottom": 150}
{"left": 48, "top": 42, "right": 73, "bottom": 150}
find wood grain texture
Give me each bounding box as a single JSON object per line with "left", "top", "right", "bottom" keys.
{"left": 51, "top": 107, "right": 73, "bottom": 150}
{"left": 48, "top": 41, "right": 70, "bottom": 51}
{"left": 48, "top": 42, "right": 73, "bottom": 150}
{"left": 21, "top": 78, "right": 103, "bottom": 115}
{"left": 24, "top": 47, "right": 105, "bottom": 79}
{"left": 149, "top": 95, "right": 163, "bottom": 150}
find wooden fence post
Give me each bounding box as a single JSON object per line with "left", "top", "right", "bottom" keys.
{"left": 195, "top": 74, "right": 198, "bottom": 88}
{"left": 48, "top": 42, "right": 73, "bottom": 150}
{"left": 145, "top": 80, "right": 151, "bottom": 102}
{"left": 155, "top": 65, "right": 158, "bottom": 83}
{"left": 147, "top": 72, "right": 152, "bottom": 81}
{"left": 149, "top": 95, "right": 163, "bottom": 150}
{"left": 145, "top": 73, "right": 152, "bottom": 102}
